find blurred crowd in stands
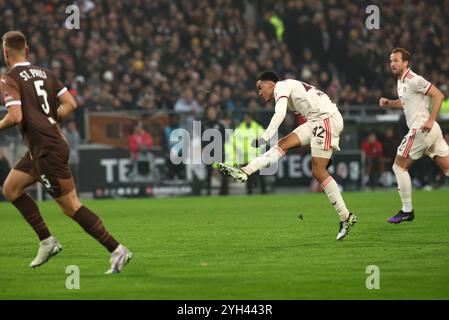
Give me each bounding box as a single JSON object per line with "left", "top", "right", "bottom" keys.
{"left": 2, "top": 0, "right": 449, "bottom": 118}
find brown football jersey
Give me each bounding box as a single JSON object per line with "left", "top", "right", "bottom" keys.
{"left": 1, "top": 62, "right": 68, "bottom": 158}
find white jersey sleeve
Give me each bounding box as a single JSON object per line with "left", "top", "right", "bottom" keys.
{"left": 273, "top": 81, "right": 294, "bottom": 102}
{"left": 261, "top": 96, "right": 288, "bottom": 141}
{"left": 408, "top": 74, "right": 432, "bottom": 95}
{"left": 260, "top": 81, "right": 294, "bottom": 141}
{"left": 397, "top": 69, "right": 433, "bottom": 128}
{"left": 261, "top": 79, "right": 340, "bottom": 141}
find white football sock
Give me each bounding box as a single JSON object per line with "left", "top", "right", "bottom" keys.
{"left": 321, "top": 176, "right": 350, "bottom": 221}
{"left": 242, "top": 145, "right": 285, "bottom": 175}
{"left": 392, "top": 164, "right": 413, "bottom": 213}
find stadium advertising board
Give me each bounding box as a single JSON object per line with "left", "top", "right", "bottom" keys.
{"left": 78, "top": 146, "right": 193, "bottom": 198}
{"left": 78, "top": 146, "right": 363, "bottom": 197}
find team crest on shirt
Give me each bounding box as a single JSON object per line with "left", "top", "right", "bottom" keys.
{"left": 418, "top": 79, "right": 427, "bottom": 88}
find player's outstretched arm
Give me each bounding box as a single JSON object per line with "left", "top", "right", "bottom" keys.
{"left": 57, "top": 91, "right": 77, "bottom": 122}
{"left": 260, "top": 97, "right": 288, "bottom": 142}
{"left": 379, "top": 97, "right": 403, "bottom": 109}
{"left": 0, "top": 105, "right": 22, "bottom": 131}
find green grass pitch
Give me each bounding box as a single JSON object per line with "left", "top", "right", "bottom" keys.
{"left": 0, "top": 189, "right": 448, "bottom": 299}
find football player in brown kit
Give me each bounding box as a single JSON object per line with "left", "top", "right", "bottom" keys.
{"left": 0, "top": 31, "right": 132, "bottom": 274}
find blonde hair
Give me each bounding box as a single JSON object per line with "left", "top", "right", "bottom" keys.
{"left": 2, "top": 31, "right": 27, "bottom": 55}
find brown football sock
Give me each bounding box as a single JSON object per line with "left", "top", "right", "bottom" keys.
{"left": 12, "top": 193, "right": 51, "bottom": 241}
{"left": 73, "top": 206, "right": 119, "bottom": 253}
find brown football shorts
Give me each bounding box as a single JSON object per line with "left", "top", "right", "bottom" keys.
{"left": 14, "top": 150, "right": 75, "bottom": 198}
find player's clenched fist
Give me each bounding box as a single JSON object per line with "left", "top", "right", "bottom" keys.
{"left": 379, "top": 98, "right": 389, "bottom": 107}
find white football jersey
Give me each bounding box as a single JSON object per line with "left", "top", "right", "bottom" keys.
{"left": 273, "top": 79, "right": 338, "bottom": 120}
{"left": 397, "top": 68, "right": 432, "bottom": 129}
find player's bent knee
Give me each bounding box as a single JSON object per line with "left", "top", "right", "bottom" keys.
{"left": 1, "top": 187, "right": 10, "bottom": 201}
{"left": 2, "top": 184, "right": 20, "bottom": 202}
{"left": 392, "top": 163, "right": 406, "bottom": 174}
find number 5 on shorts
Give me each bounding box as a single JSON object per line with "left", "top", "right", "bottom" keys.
{"left": 40, "top": 174, "right": 52, "bottom": 189}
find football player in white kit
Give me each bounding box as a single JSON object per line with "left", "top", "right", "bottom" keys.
{"left": 379, "top": 48, "right": 449, "bottom": 224}
{"left": 219, "top": 71, "right": 357, "bottom": 240}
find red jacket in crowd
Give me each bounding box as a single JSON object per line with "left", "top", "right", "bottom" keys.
{"left": 361, "top": 139, "right": 384, "bottom": 158}
{"left": 128, "top": 129, "right": 154, "bottom": 160}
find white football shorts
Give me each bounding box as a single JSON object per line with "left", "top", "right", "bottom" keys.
{"left": 397, "top": 121, "right": 449, "bottom": 160}
{"left": 292, "top": 111, "right": 343, "bottom": 159}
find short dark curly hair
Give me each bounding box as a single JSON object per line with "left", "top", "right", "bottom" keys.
{"left": 256, "top": 70, "right": 279, "bottom": 83}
